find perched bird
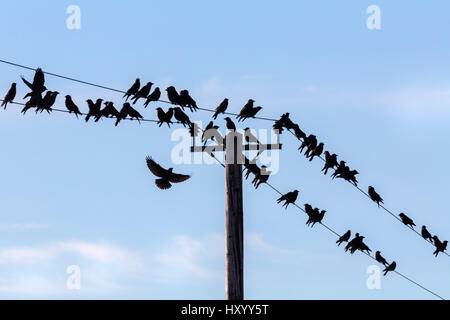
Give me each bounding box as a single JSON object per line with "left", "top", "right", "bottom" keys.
{"left": 399, "top": 213, "right": 416, "bottom": 228}
{"left": 244, "top": 106, "right": 262, "bottom": 120}
{"left": 291, "top": 123, "right": 306, "bottom": 140}
{"left": 123, "top": 78, "right": 140, "bottom": 101}
{"left": 237, "top": 99, "right": 254, "bottom": 122}
{"left": 243, "top": 157, "right": 260, "bottom": 180}
{"left": 244, "top": 128, "right": 260, "bottom": 145}
{"left": 202, "top": 121, "right": 220, "bottom": 145}
{"left": 115, "top": 102, "right": 143, "bottom": 126}
{"left": 345, "top": 233, "right": 363, "bottom": 254}
{"left": 368, "top": 186, "right": 384, "bottom": 207}
{"left": 64, "top": 95, "right": 82, "bottom": 118}
{"left": 145, "top": 156, "right": 191, "bottom": 190}
{"left": 143, "top": 87, "right": 161, "bottom": 107}
{"left": 322, "top": 151, "right": 338, "bottom": 175}
{"left": 336, "top": 230, "right": 351, "bottom": 246}
{"left": 224, "top": 117, "right": 236, "bottom": 131}
{"left": 252, "top": 165, "right": 270, "bottom": 189}
{"left": 21, "top": 91, "right": 42, "bottom": 114}
{"left": 166, "top": 86, "right": 182, "bottom": 106}
{"left": 85, "top": 98, "right": 103, "bottom": 122}
{"left": 306, "top": 209, "right": 326, "bottom": 227}
{"left": 273, "top": 119, "right": 285, "bottom": 134}
{"left": 304, "top": 136, "right": 318, "bottom": 157}
{"left": 277, "top": 190, "right": 299, "bottom": 209}
{"left": 212, "top": 98, "right": 228, "bottom": 120}
{"left": 421, "top": 226, "right": 433, "bottom": 242}
{"left": 36, "top": 91, "right": 58, "bottom": 113}
{"left": 179, "top": 90, "right": 198, "bottom": 112}
{"left": 309, "top": 142, "right": 324, "bottom": 161}
{"left": 132, "top": 82, "right": 153, "bottom": 105}
{"left": 156, "top": 107, "right": 174, "bottom": 128}
{"left": 2, "top": 83, "right": 16, "bottom": 109}
{"left": 100, "top": 101, "right": 120, "bottom": 119}
{"left": 339, "top": 168, "right": 359, "bottom": 186}
{"left": 21, "top": 67, "right": 46, "bottom": 99}
{"left": 375, "top": 251, "right": 389, "bottom": 267}
{"left": 299, "top": 134, "right": 316, "bottom": 153}
{"left": 383, "top": 261, "right": 396, "bottom": 276}
{"left": 173, "top": 107, "right": 191, "bottom": 127}
{"left": 331, "top": 160, "right": 346, "bottom": 179}
{"left": 280, "top": 113, "right": 296, "bottom": 131}
{"left": 432, "top": 236, "right": 448, "bottom": 257}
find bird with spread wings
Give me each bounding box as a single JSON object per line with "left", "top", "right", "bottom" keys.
{"left": 146, "top": 157, "right": 191, "bottom": 190}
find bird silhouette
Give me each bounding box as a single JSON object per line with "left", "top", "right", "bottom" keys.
{"left": 309, "top": 142, "right": 324, "bottom": 161}
{"left": 179, "top": 90, "right": 198, "bottom": 112}
{"left": 64, "top": 95, "right": 82, "bottom": 118}
{"left": 143, "top": 87, "right": 161, "bottom": 107}
{"left": 2, "top": 82, "right": 16, "bottom": 109}
{"left": 291, "top": 123, "right": 306, "bottom": 140}
{"left": 306, "top": 208, "right": 326, "bottom": 227}
{"left": 243, "top": 157, "right": 260, "bottom": 180}
{"left": 322, "top": 151, "right": 338, "bottom": 175}
{"left": 166, "top": 86, "right": 182, "bottom": 105}
{"left": 123, "top": 78, "right": 140, "bottom": 101}
{"left": 85, "top": 98, "right": 103, "bottom": 122}
{"left": 304, "top": 136, "right": 318, "bottom": 158}
{"left": 336, "top": 230, "right": 351, "bottom": 246}
{"left": 99, "top": 101, "right": 120, "bottom": 120}
{"left": 399, "top": 213, "right": 416, "bottom": 228}
{"left": 421, "top": 226, "right": 433, "bottom": 242}
{"left": 36, "top": 91, "right": 58, "bottom": 113}
{"left": 213, "top": 98, "right": 228, "bottom": 120}
{"left": 432, "top": 236, "right": 448, "bottom": 257}
{"left": 331, "top": 160, "right": 346, "bottom": 179}
{"left": 202, "top": 121, "right": 220, "bottom": 145}
{"left": 156, "top": 107, "right": 174, "bottom": 127}
{"left": 146, "top": 156, "right": 191, "bottom": 190}
{"left": 173, "top": 107, "right": 191, "bottom": 127}
{"left": 189, "top": 122, "right": 200, "bottom": 138}
{"left": 277, "top": 190, "right": 299, "bottom": 209}
{"left": 383, "top": 261, "right": 396, "bottom": 276}
{"left": 299, "top": 134, "right": 316, "bottom": 153}
{"left": 237, "top": 99, "right": 254, "bottom": 122}
{"left": 252, "top": 165, "right": 270, "bottom": 189}
{"left": 224, "top": 117, "right": 236, "bottom": 131}
{"left": 132, "top": 82, "right": 153, "bottom": 105}
{"left": 345, "top": 233, "right": 363, "bottom": 254}
{"left": 21, "top": 91, "right": 42, "bottom": 114}
{"left": 244, "top": 128, "right": 261, "bottom": 145}
{"left": 21, "top": 67, "right": 46, "bottom": 99}
{"left": 375, "top": 251, "right": 389, "bottom": 267}
{"left": 368, "top": 186, "right": 384, "bottom": 207}
{"left": 115, "top": 102, "right": 143, "bottom": 126}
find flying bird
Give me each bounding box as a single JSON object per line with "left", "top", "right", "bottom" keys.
{"left": 398, "top": 213, "right": 416, "bottom": 228}
{"left": 277, "top": 190, "right": 299, "bottom": 209}
{"left": 179, "top": 90, "right": 198, "bottom": 112}
{"left": 368, "top": 186, "right": 384, "bottom": 207}
{"left": 132, "top": 82, "right": 153, "bottom": 105}
{"left": 145, "top": 156, "right": 191, "bottom": 190}
{"left": 64, "top": 95, "right": 82, "bottom": 118}
{"left": 173, "top": 107, "right": 191, "bottom": 127}
{"left": 336, "top": 230, "right": 351, "bottom": 246}
{"left": 212, "top": 98, "right": 228, "bottom": 120}
{"left": 383, "top": 261, "right": 396, "bottom": 276}
{"left": 21, "top": 67, "right": 46, "bottom": 99}
{"left": 322, "top": 151, "right": 338, "bottom": 175}
{"left": 115, "top": 102, "right": 143, "bottom": 126}
{"left": 156, "top": 107, "right": 174, "bottom": 127}
{"left": 224, "top": 117, "right": 236, "bottom": 131}
{"left": 375, "top": 251, "right": 389, "bottom": 267}
{"left": 85, "top": 98, "right": 103, "bottom": 122}
{"left": 2, "top": 83, "right": 16, "bottom": 109}
{"left": 143, "top": 87, "right": 161, "bottom": 107}
{"left": 123, "top": 78, "right": 140, "bottom": 101}
{"left": 421, "top": 226, "right": 433, "bottom": 242}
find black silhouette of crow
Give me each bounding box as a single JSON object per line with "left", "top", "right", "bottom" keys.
{"left": 336, "top": 230, "right": 351, "bottom": 246}
{"left": 368, "top": 186, "right": 384, "bottom": 207}
{"left": 244, "top": 106, "right": 262, "bottom": 120}
{"left": 237, "top": 99, "right": 254, "bottom": 122}
{"left": 309, "top": 142, "right": 324, "bottom": 161}
{"left": 132, "top": 82, "right": 153, "bottom": 105}
{"left": 244, "top": 128, "right": 260, "bottom": 145}
{"left": 166, "top": 86, "right": 182, "bottom": 105}
{"left": 306, "top": 208, "right": 326, "bottom": 227}
{"left": 322, "top": 151, "right": 338, "bottom": 175}
{"left": 21, "top": 91, "right": 42, "bottom": 114}
{"left": 345, "top": 233, "right": 363, "bottom": 254}
{"left": 143, "top": 87, "right": 161, "bottom": 107}
{"left": 399, "top": 213, "right": 415, "bottom": 228}
{"left": 280, "top": 113, "right": 296, "bottom": 131}
{"left": 243, "top": 157, "right": 260, "bottom": 180}
{"left": 224, "top": 117, "right": 236, "bottom": 131}
{"left": 64, "top": 95, "right": 82, "bottom": 118}
{"left": 123, "top": 78, "right": 140, "bottom": 101}
{"left": 432, "top": 236, "right": 448, "bottom": 257}
{"left": 375, "top": 251, "right": 389, "bottom": 266}
{"left": 304, "top": 136, "right": 318, "bottom": 158}
{"left": 173, "top": 107, "right": 191, "bottom": 127}
{"left": 213, "top": 98, "right": 228, "bottom": 120}
{"left": 277, "top": 190, "right": 299, "bottom": 209}
{"left": 2, "top": 83, "right": 16, "bottom": 109}
{"left": 299, "top": 134, "right": 316, "bottom": 153}
{"left": 273, "top": 119, "right": 285, "bottom": 134}
{"left": 331, "top": 160, "right": 346, "bottom": 179}
{"left": 291, "top": 123, "right": 306, "bottom": 140}
{"left": 383, "top": 261, "right": 396, "bottom": 276}
{"left": 99, "top": 101, "right": 120, "bottom": 120}
{"left": 85, "top": 98, "right": 103, "bottom": 122}
{"left": 202, "top": 121, "right": 220, "bottom": 145}
{"left": 421, "top": 226, "right": 433, "bottom": 242}
{"left": 156, "top": 107, "right": 174, "bottom": 127}
{"left": 179, "top": 90, "right": 198, "bottom": 112}
{"left": 115, "top": 102, "right": 143, "bottom": 126}
{"left": 36, "top": 91, "right": 58, "bottom": 113}
{"left": 146, "top": 156, "right": 191, "bottom": 190}
{"left": 21, "top": 67, "right": 46, "bottom": 99}
{"left": 252, "top": 165, "right": 270, "bottom": 189}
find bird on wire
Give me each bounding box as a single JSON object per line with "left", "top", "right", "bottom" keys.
{"left": 156, "top": 107, "right": 174, "bottom": 128}
{"left": 36, "top": 91, "right": 58, "bottom": 113}
{"left": 21, "top": 67, "right": 46, "bottom": 99}
{"left": 21, "top": 91, "right": 42, "bottom": 114}
{"left": 166, "top": 86, "right": 182, "bottom": 106}
{"left": 145, "top": 156, "right": 191, "bottom": 190}
{"left": 1, "top": 82, "right": 16, "bottom": 109}
{"left": 421, "top": 226, "right": 433, "bottom": 242}
{"left": 368, "top": 186, "right": 384, "bottom": 207}
{"left": 383, "top": 261, "right": 396, "bottom": 276}
{"left": 64, "top": 95, "right": 82, "bottom": 118}
{"left": 322, "top": 151, "right": 338, "bottom": 175}
{"left": 399, "top": 213, "right": 416, "bottom": 228}
{"left": 432, "top": 236, "right": 448, "bottom": 257}
{"left": 99, "top": 101, "right": 120, "bottom": 120}
{"left": 85, "top": 98, "right": 103, "bottom": 122}
{"left": 115, "top": 102, "right": 143, "bottom": 126}
{"left": 336, "top": 230, "right": 351, "bottom": 246}
{"left": 212, "top": 98, "right": 228, "bottom": 120}
{"left": 123, "top": 78, "right": 140, "bottom": 101}
{"left": 202, "top": 121, "right": 220, "bottom": 146}
{"left": 276, "top": 190, "right": 299, "bottom": 209}
{"left": 309, "top": 142, "right": 324, "bottom": 161}
{"left": 179, "top": 90, "right": 198, "bottom": 112}
{"left": 375, "top": 251, "right": 389, "bottom": 267}
{"left": 132, "top": 81, "right": 153, "bottom": 105}
{"left": 173, "top": 107, "right": 191, "bottom": 128}
{"left": 143, "top": 87, "right": 161, "bottom": 108}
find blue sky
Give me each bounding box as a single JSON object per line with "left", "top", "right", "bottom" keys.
{"left": 0, "top": 1, "right": 449, "bottom": 299}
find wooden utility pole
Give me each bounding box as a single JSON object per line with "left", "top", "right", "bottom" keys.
{"left": 190, "top": 126, "right": 281, "bottom": 300}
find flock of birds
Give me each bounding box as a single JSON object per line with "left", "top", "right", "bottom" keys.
{"left": 1, "top": 68, "right": 447, "bottom": 264}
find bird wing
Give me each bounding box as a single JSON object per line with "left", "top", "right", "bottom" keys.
{"left": 146, "top": 157, "right": 167, "bottom": 178}
{"left": 21, "top": 76, "right": 33, "bottom": 90}
{"left": 168, "top": 173, "right": 191, "bottom": 183}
